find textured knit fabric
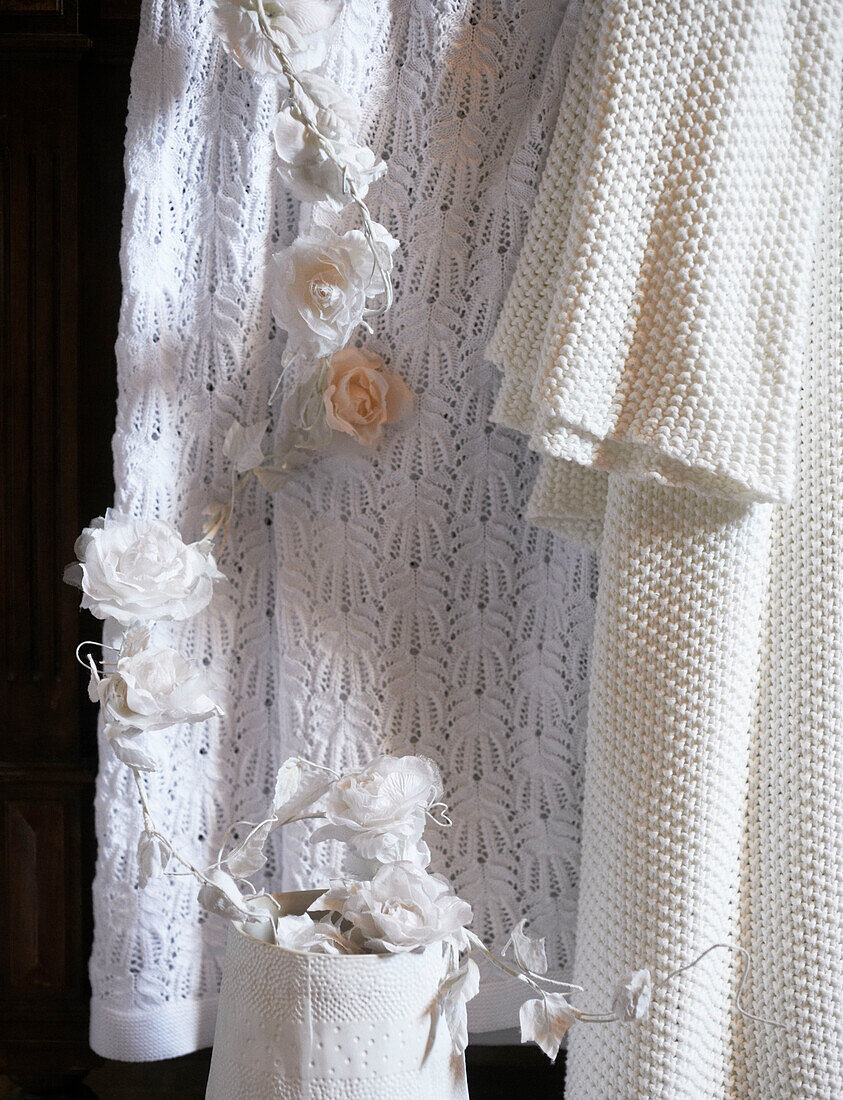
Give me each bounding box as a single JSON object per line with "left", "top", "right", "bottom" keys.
{"left": 488, "top": 0, "right": 843, "bottom": 515}
{"left": 91, "top": 0, "right": 594, "bottom": 1060}
{"left": 734, "top": 99, "right": 843, "bottom": 1098}
{"left": 567, "top": 482, "right": 772, "bottom": 1099}
{"left": 486, "top": 1, "right": 843, "bottom": 1097}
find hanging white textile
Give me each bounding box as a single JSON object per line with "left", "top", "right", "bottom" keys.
{"left": 90, "top": 0, "right": 593, "bottom": 1060}
{"left": 488, "top": 1, "right": 843, "bottom": 1096}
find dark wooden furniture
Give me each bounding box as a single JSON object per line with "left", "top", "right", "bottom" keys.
{"left": 0, "top": 0, "right": 138, "bottom": 1089}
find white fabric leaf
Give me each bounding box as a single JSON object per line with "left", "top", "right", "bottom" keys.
{"left": 224, "top": 820, "right": 273, "bottom": 878}
{"left": 272, "top": 758, "right": 333, "bottom": 822}
{"left": 105, "top": 725, "right": 160, "bottom": 772}
{"left": 197, "top": 868, "right": 259, "bottom": 923}
{"left": 272, "top": 913, "right": 358, "bottom": 954}
{"left": 223, "top": 418, "right": 269, "bottom": 473}
{"left": 612, "top": 968, "right": 652, "bottom": 1022}
{"left": 272, "top": 758, "right": 303, "bottom": 814}
{"left": 438, "top": 956, "right": 480, "bottom": 1054}
{"left": 137, "top": 832, "right": 170, "bottom": 889}
{"left": 254, "top": 461, "right": 290, "bottom": 493}
{"left": 224, "top": 759, "right": 331, "bottom": 879}
{"left": 519, "top": 993, "right": 578, "bottom": 1061}
{"left": 86, "top": 655, "right": 101, "bottom": 703}
{"left": 505, "top": 918, "right": 548, "bottom": 975}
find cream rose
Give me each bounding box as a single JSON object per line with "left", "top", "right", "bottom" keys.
{"left": 211, "top": 0, "right": 341, "bottom": 78}
{"left": 322, "top": 348, "right": 413, "bottom": 445}
{"left": 270, "top": 225, "right": 399, "bottom": 358}
{"left": 65, "top": 510, "right": 224, "bottom": 626}
{"left": 314, "top": 862, "right": 472, "bottom": 954}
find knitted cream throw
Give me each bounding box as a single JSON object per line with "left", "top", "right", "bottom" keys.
{"left": 488, "top": 2, "right": 843, "bottom": 1096}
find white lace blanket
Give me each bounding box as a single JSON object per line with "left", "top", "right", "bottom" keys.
{"left": 90, "top": 0, "right": 593, "bottom": 1059}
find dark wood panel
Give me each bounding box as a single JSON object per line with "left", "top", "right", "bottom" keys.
{"left": 0, "top": 0, "right": 138, "bottom": 1086}
{"left": 0, "top": 1, "right": 82, "bottom": 42}
{"left": 0, "top": 58, "right": 81, "bottom": 765}
{"left": 6, "top": 799, "right": 69, "bottom": 992}
{"left": 0, "top": 0, "right": 63, "bottom": 14}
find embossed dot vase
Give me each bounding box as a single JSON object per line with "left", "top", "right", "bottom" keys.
{"left": 205, "top": 890, "right": 469, "bottom": 1100}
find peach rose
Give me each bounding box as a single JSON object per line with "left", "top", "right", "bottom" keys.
{"left": 323, "top": 348, "right": 413, "bottom": 445}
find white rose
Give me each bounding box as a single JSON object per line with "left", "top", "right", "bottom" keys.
{"left": 311, "top": 754, "right": 442, "bottom": 865}
{"left": 314, "top": 862, "right": 472, "bottom": 954}
{"left": 210, "top": 0, "right": 341, "bottom": 78}
{"left": 90, "top": 627, "right": 222, "bottom": 771}
{"left": 95, "top": 627, "right": 221, "bottom": 735}
{"left": 272, "top": 108, "right": 385, "bottom": 209}
{"left": 64, "top": 510, "right": 224, "bottom": 625}
{"left": 270, "top": 225, "right": 399, "bottom": 358}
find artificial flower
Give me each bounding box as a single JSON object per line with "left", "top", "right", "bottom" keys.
{"left": 311, "top": 753, "right": 440, "bottom": 864}
{"left": 612, "top": 968, "right": 653, "bottom": 1022}
{"left": 89, "top": 626, "right": 221, "bottom": 769}
{"left": 93, "top": 626, "right": 221, "bottom": 735}
{"left": 323, "top": 347, "right": 413, "bottom": 445}
{"left": 272, "top": 108, "right": 385, "bottom": 209}
{"left": 314, "top": 861, "right": 472, "bottom": 954}
{"left": 64, "top": 510, "right": 224, "bottom": 625}
{"left": 211, "top": 0, "right": 341, "bottom": 78}
{"left": 271, "top": 913, "right": 358, "bottom": 954}
{"left": 270, "top": 225, "right": 398, "bottom": 358}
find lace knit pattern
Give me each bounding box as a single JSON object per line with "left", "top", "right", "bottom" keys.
{"left": 90, "top": 0, "right": 594, "bottom": 1059}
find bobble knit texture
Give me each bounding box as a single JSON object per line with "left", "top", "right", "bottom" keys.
{"left": 489, "top": 1, "right": 843, "bottom": 1097}
{"left": 488, "top": 0, "right": 843, "bottom": 527}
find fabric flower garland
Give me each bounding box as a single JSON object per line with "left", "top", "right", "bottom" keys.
{"left": 65, "top": 0, "right": 787, "bottom": 1067}
{"left": 66, "top": 511, "right": 783, "bottom": 1062}
{"left": 205, "top": 0, "right": 412, "bottom": 543}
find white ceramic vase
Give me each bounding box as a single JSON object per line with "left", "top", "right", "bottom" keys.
{"left": 205, "top": 890, "right": 469, "bottom": 1100}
